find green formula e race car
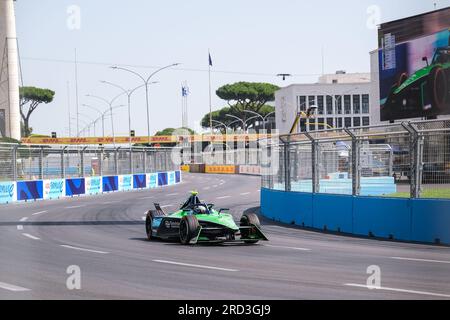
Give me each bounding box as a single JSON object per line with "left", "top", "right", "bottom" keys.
{"left": 382, "top": 46, "right": 450, "bottom": 119}
{"left": 145, "top": 191, "right": 268, "bottom": 245}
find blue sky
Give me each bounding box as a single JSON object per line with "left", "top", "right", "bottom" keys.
{"left": 15, "top": 0, "right": 449, "bottom": 136}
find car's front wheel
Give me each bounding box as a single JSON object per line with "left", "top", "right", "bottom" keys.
{"left": 145, "top": 211, "right": 154, "bottom": 240}
{"left": 240, "top": 213, "right": 261, "bottom": 244}
{"left": 179, "top": 215, "right": 200, "bottom": 245}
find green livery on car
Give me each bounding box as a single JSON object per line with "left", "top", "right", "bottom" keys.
{"left": 145, "top": 191, "right": 268, "bottom": 245}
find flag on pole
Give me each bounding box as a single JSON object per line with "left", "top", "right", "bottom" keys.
{"left": 208, "top": 52, "right": 213, "bottom": 67}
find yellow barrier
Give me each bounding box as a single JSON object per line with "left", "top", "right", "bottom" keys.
{"left": 204, "top": 165, "right": 237, "bottom": 174}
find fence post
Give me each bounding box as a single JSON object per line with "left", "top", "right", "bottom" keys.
{"left": 98, "top": 147, "right": 103, "bottom": 177}
{"left": 80, "top": 147, "right": 86, "bottom": 177}
{"left": 12, "top": 145, "right": 18, "bottom": 181}
{"left": 61, "top": 147, "right": 67, "bottom": 179}
{"left": 143, "top": 149, "right": 147, "bottom": 173}
{"left": 402, "top": 122, "right": 422, "bottom": 198}
{"left": 129, "top": 147, "right": 133, "bottom": 175}
{"left": 305, "top": 133, "right": 319, "bottom": 193}
{"left": 283, "top": 137, "right": 291, "bottom": 192}
{"left": 39, "top": 147, "right": 44, "bottom": 180}
{"left": 344, "top": 128, "right": 360, "bottom": 196}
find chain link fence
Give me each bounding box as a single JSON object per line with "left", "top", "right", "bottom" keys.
{"left": 0, "top": 144, "right": 178, "bottom": 182}
{"left": 261, "top": 119, "right": 450, "bottom": 199}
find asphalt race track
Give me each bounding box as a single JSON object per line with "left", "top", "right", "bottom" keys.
{"left": 0, "top": 173, "right": 449, "bottom": 299}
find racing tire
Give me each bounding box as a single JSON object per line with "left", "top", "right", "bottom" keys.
{"left": 240, "top": 213, "right": 261, "bottom": 244}
{"left": 179, "top": 215, "right": 200, "bottom": 245}
{"left": 145, "top": 211, "right": 154, "bottom": 240}
{"left": 428, "top": 67, "right": 448, "bottom": 112}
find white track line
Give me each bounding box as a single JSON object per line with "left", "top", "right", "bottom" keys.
{"left": 60, "top": 245, "right": 109, "bottom": 254}
{"left": 64, "top": 205, "right": 86, "bottom": 209}
{"left": 138, "top": 196, "right": 154, "bottom": 200}
{"left": 390, "top": 256, "right": 450, "bottom": 264}
{"left": 153, "top": 260, "right": 238, "bottom": 272}
{"left": 0, "top": 281, "right": 31, "bottom": 292}
{"left": 264, "top": 244, "right": 311, "bottom": 251}
{"left": 216, "top": 196, "right": 231, "bottom": 199}
{"left": 344, "top": 283, "right": 450, "bottom": 298}
{"left": 203, "top": 187, "right": 210, "bottom": 190}
{"left": 22, "top": 233, "right": 40, "bottom": 240}
{"left": 32, "top": 210, "right": 47, "bottom": 216}
{"left": 240, "top": 192, "right": 251, "bottom": 196}
{"left": 19, "top": 217, "right": 28, "bottom": 222}
{"left": 166, "top": 193, "right": 178, "bottom": 196}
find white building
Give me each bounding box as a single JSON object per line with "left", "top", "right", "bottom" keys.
{"left": 275, "top": 72, "right": 372, "bottom": 134}
{"left": 0, "top": 0, "right": 21, "bottom": 140}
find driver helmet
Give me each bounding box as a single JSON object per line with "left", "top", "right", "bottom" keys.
{"left": 195, "top": 205, "right": 207, "bottom": 214}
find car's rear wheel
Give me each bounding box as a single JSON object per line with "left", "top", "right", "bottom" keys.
{"left": 145, "top": 211, "right": 154, "bottom": 240}
{"left": 179, "top": 215, "right": 200, "bottom": 245}
{"left": 429, "top": 67, "right": 448, "bottom": 111}
{"left": 240, "top": 213, "right": 261, "bottom": 244}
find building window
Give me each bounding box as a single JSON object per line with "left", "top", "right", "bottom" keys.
{"left": 362, "top": 116, "right": 370, "bottom": 126}
{"left": 353, "top": 95, "right": 360, "bottom": 114}
{"left": 344, "top": 117, "right": 352, "bottom": 128}
{"left": 337, "top": 118, "right": 343, "bottom": 128}
{"left": 326, "top": 118, "right": 334, "bottom": 129}
{"left": 318, "top": 118, "right": 324, "bottom": 130}
{"left": 308, "top": 96, "right": 315, "bottom": 107}
{"left": 335, "top": 95, "right": 342, "bottom": 114}
{"left": 344, "top": 95, "right": 351, "bottom": 114}
{"left": 362, "top": 94, "right": 369, "bottom": 113}
{"left": 317, "top": 96, "right": 324, "bottom": 115}
{"left": 298, "top": 96, "right": 306, "bottom": 112}
{"left": 326, "top": 96, "right": 333, "bottom": 115}
{"left": 353, "top": 117, "right": 361, "bottom": 127}
{"left": 308, "top": 121, "right": 316, "bottom": 132}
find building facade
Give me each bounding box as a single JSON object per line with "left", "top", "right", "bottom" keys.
{"left": 275, "top": 72, "right": 372, "bottom": 134}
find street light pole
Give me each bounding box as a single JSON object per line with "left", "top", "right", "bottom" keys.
{"left": 243, "top": 110, "right": 276, "bottom": 132}
{"left": 82, "top": 104, "right": 104, "bottom": 137}
{"left": 111, "top": 63, "right": 180, "bottom": 144}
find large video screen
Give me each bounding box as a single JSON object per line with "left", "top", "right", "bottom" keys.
{"left": 379, "top": 8, "right": 450, "bottom": 121}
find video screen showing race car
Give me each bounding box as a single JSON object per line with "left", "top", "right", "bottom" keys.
{"left": 378, "top": 8, "right": 450, "bottom": 121}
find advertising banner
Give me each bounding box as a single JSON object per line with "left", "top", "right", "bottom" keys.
{"left": 102, "top": 176, "right": 118, "bottom": 192}
{"left": 239, "top": 165, "right": 261, "bottom": 175}
{"left": 175, "top": 171, "right": 181, "bottom": 183}
{"left": 147, "top": 173, "right": 158, "bottom": 189}
{"left": 85, "top": 176, "right": 102, "bottom": 195}
{"left": 378, "top": 8, "right": 450, "bottom": 121}
{"left": 133, "top": 174, "right": 146, "bottom": 189}
{"left": 17, "top": 180, "right": 44, "bottom": 201}
{"left": 43, "top": 179, "right": 65, "bottom": 200}
{"left": 0, "top": 181, "right": 16, "bottom": 203}
{"left": 65, "top": 178, "right": 86, "bottom": 196}
{"left": 118, "top": 175, "right": 133, "bottom": 191}
{"left": 158, "top": 172, "right": 168, "bottom": 186}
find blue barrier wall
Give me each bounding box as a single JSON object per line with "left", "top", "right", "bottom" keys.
{"left": 66, "top": 178, "right": 85, "bottom": 196}
{"left": 261, "top": 188, "right": 450, "bottom": 245}
{"left": 133, "top": 174, "right": 146, "bottom": 189}
{"left": 103, "top": 176, "right": 119, "bottom": 192}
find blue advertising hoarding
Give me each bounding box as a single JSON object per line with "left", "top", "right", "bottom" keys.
{"left": 133, "top": 174, "right": 146, "bottom": 189}
{"left": 158, "top": 172, "right": 168, "bottom": 186}
{"left": 175, "top": 170, "right": 181, "bottom": 183}
{"left": 43, "top": 179, "right": 65, "bottom": 200}
{"left": 65, "top": 178, "right": 86, "bottom": 196}
{"left": 103, "top": 176, "right": 118, "bottom": 192}
{"left": 17, "top": 180, "right": 44, "bottom": 201}
{"left": 85, "top": 176, "right": 102, "bottom": 195}
{"left": 168, "top": 171, "right": 176, "bottom": 185}
{"left": 0, "top": 181, "right": 16, "bottom": 203}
